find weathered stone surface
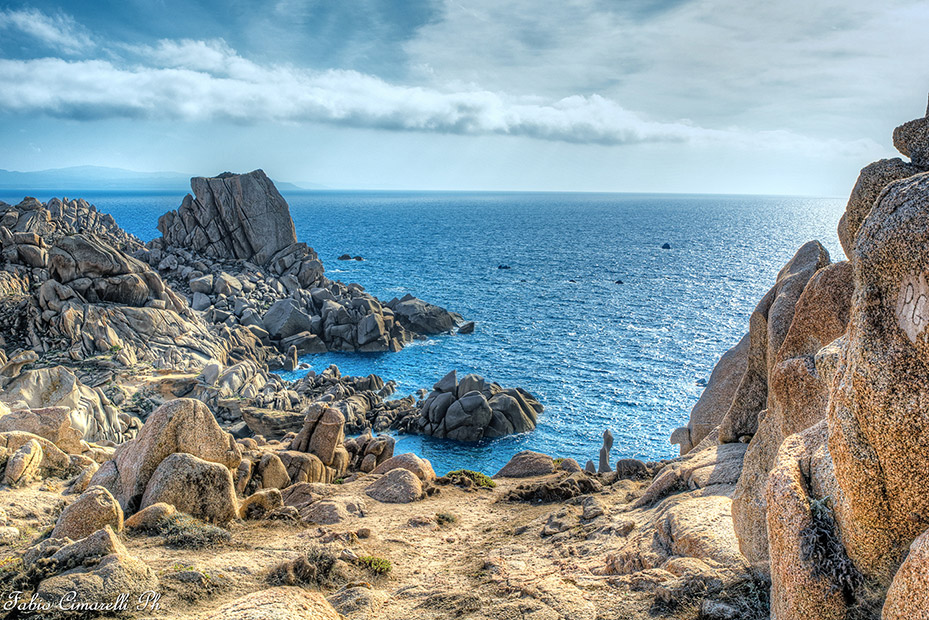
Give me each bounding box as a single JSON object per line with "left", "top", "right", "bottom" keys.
{"left": 0, "top": 430, "right": 70, "bottom": 473}
{"left": 204, "top": 587, "right": 341, "bottom": 620}
{"left": 140, "top": 452, "right": 237, "bottom": 525}
{"left": 51, "top": 485, "right": 124, "bottom": 540}
{"left": 1, "top": 366, "right": 131, "bottom": 446}
{"left": 371, "top": 452, "right": 436, "bottom": 483}
{"left": 837, "top": 158, "right": 925, "bottom": 258}
{"left": 732, "top": 260, "right": 854, "bottom": 568}
{"left": 718, "top": 241, "right": 831, "bottom": 443}
{"left": 2, "top": 437, "right": 42, "bottom": 486}
{"left": 158, "top": 170, "right": 299, "bottom": 266}
{"left": 365, "top": 468, "right": 423, "bottom": 503}
{"left": 766, "top": 421, "right": 845, "bottom": 620}
{"left": 124, "top": 502, "right": 176, "bottom": 531}
{"left": 673, "top": 333, "right": 749, "bottom": 455}
{"left": 289, "top": 404, "right": 346, "bottom": 471}
{"left": 301, "top": 496, "right": 367, "bottom": 524}
{"left": 828, "top": 171, "right": 929, "bottom": 584}
{"left": 258, "top": 452, "right": 291, "bottom": 489}
{"left": 494, "top": 450, "right": 555, "bottom": 478}
{"left": 893, "top": 108, "right": 929, "bottom": 167}
{"left": 90, "top": 398, "right": 240, "bottom": 513}
{"left": 238, "top": 488, "right": 283, "bottom": 520}
{"left": 883, "top": 527, "right": 929, "bottom": 620}
{"left": 35, "top": 553, "right": 159, "bottom": 617}
{"left": 387, "top": 295, "right": 461, "bottom": 334}
{"left": 0, "top": 406, "right": 83, "bottom": 454}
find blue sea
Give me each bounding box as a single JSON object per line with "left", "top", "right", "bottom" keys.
{"left": 0, "top": 189, "right": 845, "bottom": 475}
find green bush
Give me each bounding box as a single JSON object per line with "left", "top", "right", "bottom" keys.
{"left": 357, "top": 555, "right": 392, "bottom": 575}
{"left": 445, "top": 469, "right": 496, "bottom": 489}
{"left": 435, "top": 512, "right": 458, "bottom": 526}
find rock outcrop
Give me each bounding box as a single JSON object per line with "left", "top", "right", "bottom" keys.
{"left": 406, "top": 371, "right": 543, "bottom": 441}
{"left": 732, "top": 260, "right": 854, "bottom": 568}
{"left": 158, "top": 170, "right": 301, "bottom": 267}
{"left": 152, "top": 171, "right": 461, "bottom": 355}
{"left": 717, "top": 241, "right": 831, "bottom": 443}
{"left": 89, "top": 398, "right": 241, "bottom": 513}
{"left": 671, "top": 333, "right": 749, "bottom": 455}
{"left": 827, "top": 170, "right": 929, "bottom": 584}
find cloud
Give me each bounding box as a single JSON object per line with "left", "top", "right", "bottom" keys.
{"left": 0, "top": 38, "right": 878, "bottom": 157}
{"left": 0, "top": 7, "right": 94, "bottom": 55}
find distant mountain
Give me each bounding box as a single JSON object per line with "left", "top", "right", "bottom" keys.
{"left": 0, "top": 166, "right": 317, "bottom": 191}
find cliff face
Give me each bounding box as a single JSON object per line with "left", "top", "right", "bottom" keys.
{"left": 675, "top": 97, "right": 929, "bottom": 617}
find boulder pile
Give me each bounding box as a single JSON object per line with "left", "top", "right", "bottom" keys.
{"left": 402, "top": 370, "right": 543, "bottom": 441}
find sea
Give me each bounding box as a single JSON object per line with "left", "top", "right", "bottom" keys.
{"left": 0, "top": 189, "right": 846, "bottom": 475}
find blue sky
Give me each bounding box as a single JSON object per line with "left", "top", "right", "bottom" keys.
{"left": 1, "top": 0, "right": 928, "bottom": 193}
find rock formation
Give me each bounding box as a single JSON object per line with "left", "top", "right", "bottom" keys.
{"left": 152, "top": 170, "right": 461, "bottom": 355}
{"left": 404, "top": 370, "right": 543, "bottom": 441}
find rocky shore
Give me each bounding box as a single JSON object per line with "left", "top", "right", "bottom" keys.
{"left": 1, "top": 99, "right": 929, "bottom": 619}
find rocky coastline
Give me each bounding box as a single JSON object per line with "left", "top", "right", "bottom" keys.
{"left": 0, "top": 99, "right": 928, "bottom": 619}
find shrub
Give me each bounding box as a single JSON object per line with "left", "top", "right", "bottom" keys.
{"left": 800, "top": 497, "right": 862, "bottom": 601}
{"left": 435, "top": 512, "right": 458, "bottom": 526}
{"left": 357, "top": 555, "right": 392, "bottom": 575}
{"left": 269, "top": 545, "right": 338, "bottom": 587}
{"left": 157, "top": 513, "right": 231, "bottom": 549}
{"left": 444, "top": 469, "right": 496, "bottom": 489}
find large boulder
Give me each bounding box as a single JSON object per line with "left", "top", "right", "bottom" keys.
{"left": 494, "top": 450, "right": 555, "bottom": 478}
{"left": 718, "top": 241, "right": 831, "bottom": 443}
{"left": 0, "top": 406, "right": 83, "bottom": 454}
{"left": 48, "top": 233, "right": 174, "bottom": 309}
{"left": 765, "top": 421, "right": 846, "bottom": 620}
{"left": 837, "top": 159, "right": 925, "bottom": 259}
{"left": 365, "top": 468, "right": 424, "bottom": 503}
{"left": 262, "top": 298, "right": 315, "bottom": 340}
{"left": 828, "top": 171, "right": 929, "bottom": 584}
{"left": 371, "top": 453, "right": 437, "bottom": 483}
{"left": 892, "top": 99, "right": 929, "bottom": 167}
{"left": 157, "top": 170, "right": 298, "bottom": 266}
{"left": 50, "top": 485, "right": 124, "bottom": 541}
{"left": 413, "top": 372, "right": 542, "bottom": 441}
{"left": 387, "top": 294, "right": 461, "bottom": 334}
{"left": 289, "top": 404, "right": 346, "bottom": 472}
{"left": 883, "top": 527, "right": 929, "bottom": 619}
{"left": 89, "top": 398, "right": 241, "bottom": 513}
{"left": 732, "top": 260, "right": 854, "bottom": 568}
{"left": 2, "top": 437, "right": 43, "bottom": 486}
{"left": 671, "top": 332, "right": 749, "bottom": 455}
{"left": 140, "top": 452, "right": 237, "bottom": 525}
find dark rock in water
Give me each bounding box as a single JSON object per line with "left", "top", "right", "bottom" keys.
{"left": 457, "top": 321, "right": 475, "bottom": 334}
{"left": 697, "top": 378, "right": 708, "bottom": 387}
{"left": 387, "top": 294, "right": 462, "bottom": 335}
{"left": 337, "top": 254, "right": 351, "bottom": 260}
{"left": 661, "top": 243, "right": 672, "bottom": 250}
{"left": 498, "top": 264, "right": 511, "bottom": 270}
{"left": 615, "top": 279, "right": 624, "bottom": 284}
{"left": 568, "top": 279, "right": 577, "bottom": 283}
{"left": 353, "top": 256, "right": 364, "bottom": 261}
{"left": 401, "top": 373, "right": 543, "bottom": 441}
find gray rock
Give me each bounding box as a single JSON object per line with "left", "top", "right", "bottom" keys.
{"left": 157, "top": 170, "right": 299, "bottom": 266}
{"left": 263, "top": 298, "right": 314, "bottom": 340}
{"left": 189, "top": 274, "right": 213, "bottom": 293}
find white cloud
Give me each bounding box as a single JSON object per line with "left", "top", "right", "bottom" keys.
{"left": 0, "top": 7, "right": 94, "bottom": 55}
{"left": 0, "top": 39, "right": 878, "bottom": 157}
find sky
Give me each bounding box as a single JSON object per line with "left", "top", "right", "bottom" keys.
{"left": 0, "top": 0, "right": 928, "bottom": 194}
